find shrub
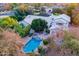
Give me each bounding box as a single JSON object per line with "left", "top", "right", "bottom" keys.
{"left": 53, "top": 8, "right": 64, "bottom": 14}
{"left": 45, "top": 29, "right": 50, "bottom": 34}
{"left": 31, "top": 18, "right": 48, "bottom": 32}
{"left": 0, "top": 17, "right": 18, "bottom": 28}
{"left": 0, "top": 17, "right": 31, "bottom": 37}
{"left": 0, "top": 17, "right": 26, "bottom": 37}
{"left": 65, "top": 4, "right": 77, "bottom": 17}
{"left": 72, "top": 14, "right": 79, "bottom": 26}
{"left": 23, "top": 25, "right": 31, "bottom": 36}
{"left": 14, "top": 24, "right": 25, "bottom": 37}
{"left": 62, "top": 32, "right": 79, "bottom": 55}
{"left": 14, "top": 25, "right": 31, "bottom": 37}
{"left": 43, "top": 40, "right": 49, "bottom": 45}
{"left": 38, "top": 46, "right": 45, "bottom": 56}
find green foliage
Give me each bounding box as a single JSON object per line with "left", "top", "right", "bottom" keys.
{"left": 14, "top": 25, "right": 31, "bottom": 37}
{"left": 38, "top": 46, "right": 45, "bottom": 56}
{"left": 0, "top": 17, "right": 18, "bottom": 28}
{"left": 62, "top": 32, "right": 79, "bottom": 55}
{"left": 12, "top": 9, "right": 29, "bottom": 21}
{"left": 0, "top": 17, "right": 30, "bottom": 37}
{"left": 31, "top": 18, "right": 48, "bottom": 32}
{"left": 14, "top": 24, "right": 25, "bottom": 37}
{"left": 43, "top": 39, "right": 49, "bottom": 45}
{"left": 45, "top": 29, "right": 50, "bottom": 34}
{"left": 53, "top": 13, "right": 60, "bottom": 16}
{"left": 23, "top": 25, "right": 31, "bottom": 36}
{"left": 53, "top": 8, "right": 64, "bottom": 14}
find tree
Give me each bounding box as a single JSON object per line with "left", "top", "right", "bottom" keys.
{"left": 53, "top": 8, "right": 64, "bottom": 14}
{"left": 12, "top": 4, "right": 29, "bottom": 21}
{"left": 18, "top": 4, "right": 28, "bottom": 12}
{"left": 38, "top": 46, "right": 45, "bottom": 56}
{"left": 3, "top": 3, "right": 13, "bottom": 11}
{"left": 0, "top": 17, "right": 30, "bottom": 37}
{"left": 0, "top": 17, "right": 18, "bottom": 28}
{"left": 31, "top": 18, "right": 48, "bottom": 32}
{"left": 72, "top": 14, "right": 79, "bottom": 26}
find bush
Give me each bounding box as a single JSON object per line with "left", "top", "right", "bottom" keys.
{"left": 43, "top": 40, "right": 49, "bottom": 45}
{"left": 14, "top": 24, "right": 25, "bottom": 37}
{"left": 53, "top": 8, "right": 64, "bottom": 14}
{"left": 62, "top": 32, "right": 79, "bottom": 55}
{"left": 23, "top": 25, "right": 31, "bottom": 36}
{"left": 0, "top": 17, "right": 18, "bottom": 28}
{"left": 0, "top": 17, "right": 26, "bottom": 37}
{"left": 38, "top": 46, "right": 45, "bottom": 56}
{"left": 31, "top": 18, "right": 48, "bottom": 32}
{"left": 65, "top": 4, "right": 76, "bottom": 17}
{"left": 14, "top": 25, "right": 31, "bottom": 37}
{"left": 0, "top": 17, "right": 30, "bottom": 37}
{"left": 72, "top": 14, "right": 79, "bottom": 26}
{"left": 45, "top": 29, "right": 50, "bottom": 34}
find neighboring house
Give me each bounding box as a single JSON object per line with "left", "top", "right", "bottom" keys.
{"left": 0, "top": 3, "right": 5, "bottom": 11}
{"left": 0, "top": 11, "right": 15, "bottom": 16}
{"left": 44, "top": 5, "right": 65, "bottom": 16}
{"left": 20, "top": 14, "right": 70, "bottom": 34}
{"left": 0, "top": 15, "right": 9, "bottom": 19}
{"left": 0, "top": 11, "right": 15, "bottom": 19}
{"left": 45, "top": 8, "right": 53, "bottom": 15}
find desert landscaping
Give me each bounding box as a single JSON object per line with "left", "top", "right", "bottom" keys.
{"left": 0, "top": 3, "right": 79, "bottom": 56}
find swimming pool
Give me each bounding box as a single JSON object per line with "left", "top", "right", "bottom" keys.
{"left": 23, "top": 37, "right": 42, "bottom": 53}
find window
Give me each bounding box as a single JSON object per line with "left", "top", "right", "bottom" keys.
{"left": 57, "top": 23, "right": 63, "bottom": 25}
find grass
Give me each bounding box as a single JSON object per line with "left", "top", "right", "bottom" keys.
{"left": 53, "top": 13, "right": 61, "bottom": 16}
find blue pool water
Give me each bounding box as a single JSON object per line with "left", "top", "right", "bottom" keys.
{"left": 23, "top": 37, "right": 42, "bottom": 53}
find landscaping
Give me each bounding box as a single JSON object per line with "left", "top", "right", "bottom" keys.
{"left": 1, "top": 3, "right": 79, "bottom": 56}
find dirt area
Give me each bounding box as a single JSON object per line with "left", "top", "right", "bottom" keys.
{"left": 0, "top": 30, "right": 27, "bottom": 56}
{"left": 46, "top": 25, "right": 79, "bottom": 56}
{"left": 69, "top": 25, "right": 79, "bottom": 39}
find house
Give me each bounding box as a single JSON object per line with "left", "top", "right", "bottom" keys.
{"left": 49, "top": 14, "right": 70, "bottom": 34}
{"left": 19, "top": 15, "right": 51, "bottom": 27}
{"left": 19, "top": 14, "right": 70, "bottom": 34}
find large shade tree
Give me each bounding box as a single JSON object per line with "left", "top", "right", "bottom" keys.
{"left": 31, "top": 18, "right": 48, "bottom": 32}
